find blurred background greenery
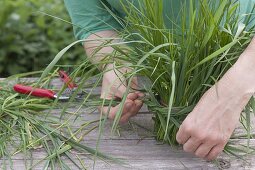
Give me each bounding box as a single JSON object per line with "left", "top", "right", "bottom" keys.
{"left": 0, "top": 0, "right": 84, "bottom": 77}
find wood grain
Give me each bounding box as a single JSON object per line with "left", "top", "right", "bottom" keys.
{"left": 0, "top": 78, "right": 255, "bottom": 170}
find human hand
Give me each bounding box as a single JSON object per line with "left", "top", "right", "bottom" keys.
{"left": 100, "top": 64, "right": 144, "bottom": 123}
{"left": 176, "top": 53, "right": 255, "bottom": 160}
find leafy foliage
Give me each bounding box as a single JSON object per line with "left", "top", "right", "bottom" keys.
{"left": 116, "top": 0, "right": 255, "bottom": 147}
{"left": 0, "top": 0, "right": 84, "bottom": 77}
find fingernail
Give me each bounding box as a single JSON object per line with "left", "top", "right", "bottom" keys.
{"left": 137, "top": 92, "right": 144, "bottom": 97}
{"left": 135, "top": 99, "right": 143, "bottom": 105}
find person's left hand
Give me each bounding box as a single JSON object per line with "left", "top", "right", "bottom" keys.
{"left": 176, "top": 57, "right": 254, "bottom": 161}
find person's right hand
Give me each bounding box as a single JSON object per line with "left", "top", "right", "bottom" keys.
{"left": 99, "top": 64, "right": 144, "bottom": 123}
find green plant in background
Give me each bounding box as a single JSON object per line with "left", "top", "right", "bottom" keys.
{"left": 38, "top": 0, "right": 255, "bottom": 158}
{"left": 0, "top": 0, "right": 84, "bottom": 77}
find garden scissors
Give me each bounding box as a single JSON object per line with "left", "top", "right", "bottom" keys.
{"left": 13, "top": 70, "right": 82, "bottom": 101}
{"left": 58, "top": 70, "right": 77, "bottom": 90}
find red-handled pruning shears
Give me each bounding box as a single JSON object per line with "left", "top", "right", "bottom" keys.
{"left": 13, "top": 84, "right": 70, "bottom": 100}
{"left": 13, "top": 70, "right": 79, "bottom": 100}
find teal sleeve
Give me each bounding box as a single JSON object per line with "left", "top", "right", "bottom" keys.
{"left": 64, "top": 0, "right": 122, "bottom": 40}
{"left": 238, "top": 0, "right": 255, "bottom": 28}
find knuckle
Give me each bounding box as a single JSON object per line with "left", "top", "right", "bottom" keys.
{"left": 108, "top": 113, "right": 115, "bottom": 120}
{"left": 183, "top": 144, "right": 192, "bottom": 153}
{"left": 176, "top": 135, "right": 183, "bottom": 144}
{"left": 207, "top": 153, "right": 218, "bottom": 161}
{"left": 217, "top": 136, "right": 227, "bottom": 145}
{"left": 183, "top": 145, "right": 190, "bottom": 153}
{"left": 135, "top": 100, "right": 143, "bottom": 107}
{"left": 195, "top": 147, "right": 211, "bottom": 159}
{"left": 195, "top": 133, "right": 206, "bottom": 142}
{"left": 218, "top": 139, "right": 226, "bottom": 145}
{"left": 195, "top": 151, "right": 205, "bottom": 158}
{"left": 182, "top": 124, "right": 192, "bottom": 134}
{"left": 207, "top": 134, "right": 219, "bottom": 143}
{"left": 206, "top": 155, "right": 214, "bottom": 161}
{"left": 207, "top": 149, "right": 222, "bottom": 161}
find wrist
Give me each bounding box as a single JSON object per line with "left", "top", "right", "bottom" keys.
{"left": 222, "top": 52, "right": 255, "bottom": 97}
{"left": 236, "top": 52, "right": 255, "bottom": 89}
{"left": 223, "top": 37, "right": 255, "bottom": 95}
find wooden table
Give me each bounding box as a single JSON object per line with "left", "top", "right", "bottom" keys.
{"left": 0, "top": 78, "right": 254, "bottom": 170}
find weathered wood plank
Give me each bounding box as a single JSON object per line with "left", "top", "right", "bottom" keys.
{"left": 39, "top": 108, "right": 255, "bottom": 142}
{"left": 1, "top": 139, "right": 255, "bottom": 170}
{"left": 1, "top": 78, "right": 255, "bottom": 169}
{"left": 3, "top": 109, "right": 255, "bottom": 170}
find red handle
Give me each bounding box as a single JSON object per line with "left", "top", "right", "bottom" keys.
{"left": 13, "top": 84, "right": 55, "bottom": 99}
{"left": 58, "top": 70, "right": 77, "bottom": 89}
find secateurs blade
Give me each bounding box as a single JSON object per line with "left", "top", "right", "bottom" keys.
{"left": 58, "top": 70, "right": 86, "bottom": 100}
{"left": 58, "top": 70, "right": 77, "bottom": 89}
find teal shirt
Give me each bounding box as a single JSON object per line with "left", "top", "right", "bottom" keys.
{"left": 64, "top": 0, "right": 255, "bottom": 40}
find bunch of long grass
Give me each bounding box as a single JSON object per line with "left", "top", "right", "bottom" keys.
{"left": 39, "top": 0, "right": 255, "bottom": 159}
{"left": 117, "top": 0, "right": 255, "bottom": 144}
{"left": 111, "top": 0, "right": 255, "bottom": 153}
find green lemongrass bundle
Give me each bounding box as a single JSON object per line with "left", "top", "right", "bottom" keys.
{"left": 38, "top": 0, "right": 255, "bottom": 159}
{"left": 109, "top": 0, "right": 255, "bottom": 153}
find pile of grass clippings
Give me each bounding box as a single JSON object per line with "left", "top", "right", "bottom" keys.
{"left": 0, "top": 71, "right": 117, "bottom": 170}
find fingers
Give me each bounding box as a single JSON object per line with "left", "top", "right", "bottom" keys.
{"left": 133, "top": 99, "right": 143, "bottom": 113}
{"left": 205, "top": 145, "right": 225, "bottom": 161}
{"left": 119, "top": 102, "right": 134, "bottom": 123}
{"left": 119, "top": 98, "right": 143, "bottom": 123}
{"left": 127, "top": 92, "right": 139, "bottom": 100}
{"left": 130, "top": 77, "right": 139, "bottom": 90}
{"left": 183, "top": 138, "right": 201, "bottom": 153}
{"left": 135, "top": 91, "right": 145, "bottom": 98}
{"left": 100, "top": 98, "right": 132, "bottom": 118}
{"left": 100, "top": 68, "right": 144, "bottom": 123}
{"left": 177, "top": 121, "right": 226, "bottom": 160}
{"left": 194, "top": 143, "right": 216, "bottom": 159}
{"left": 176, "top": 124, "right": 191, "bottom": 144}
{"left": 100, "top": 92, "right": 143, "bottom": 124}
{"left": 100, "top": 103, "right": 121, "bottom": 120}
{"left": 183, "top": 137, "right": 220, "bottom": 159}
